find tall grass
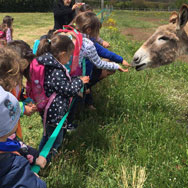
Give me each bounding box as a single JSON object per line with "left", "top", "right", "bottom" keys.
{"left": 2, "top": 11, "right": 188, "bottom": 187}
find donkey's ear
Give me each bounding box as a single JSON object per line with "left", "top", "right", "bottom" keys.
{"left": 169, "top": 11, "right": 178, "bottom": 24}
{"left": 178, "top": 4, "right": 188, "bottom": 29}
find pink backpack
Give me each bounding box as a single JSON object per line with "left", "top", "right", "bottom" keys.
{"left": 0, "top": 30, "right": 6, "bottom": 41}
{"left": 26, "top": 59, "right": 56, "bottom": 135}
{"left": 55, "top": 25, "right": 83, "bottom": 76}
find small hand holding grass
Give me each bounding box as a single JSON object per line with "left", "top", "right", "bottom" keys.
{"left": 118, "top": 66, "right": 129, "bottom": 72}
{"left": 80, "top": 76, "right": 90, "bottom": 84}
{"left": 122, "top": 60, "right": 131, "bottom": 67}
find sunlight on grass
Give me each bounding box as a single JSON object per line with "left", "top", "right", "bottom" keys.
{"left": 121, "top": 166, "right": 146, "bottom": 188}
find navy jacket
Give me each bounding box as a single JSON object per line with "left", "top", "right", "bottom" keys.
{"left": 53, "top": 0, "right": 75, "bottom": 29}
{"left": 0, "top": 153, "right": 46, "bottom": 188}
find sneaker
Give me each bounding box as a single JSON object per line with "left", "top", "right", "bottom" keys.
{"left": 88, "top": 105, "right": 96, "bottom": 110}
{"left": 66, "top": 123, "right": 78, "bottom": 132}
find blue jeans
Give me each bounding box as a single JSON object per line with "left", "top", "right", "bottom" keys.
{"left": 39, "top": 125, "right": 66, "bottom": 161}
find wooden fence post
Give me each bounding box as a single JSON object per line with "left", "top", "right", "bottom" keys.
{"left": 101, "top": 0, "right": 104, "bottom": 21}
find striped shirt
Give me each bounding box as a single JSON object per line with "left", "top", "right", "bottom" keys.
{"left": 79, "top": 37, "right": 120, "bottom": 70}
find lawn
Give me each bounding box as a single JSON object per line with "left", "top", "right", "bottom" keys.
{"left": 1, "top": 10, "right": 188, "bottom": 188}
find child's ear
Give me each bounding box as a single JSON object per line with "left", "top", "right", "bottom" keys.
{"left": 60, "top": 51, "right": 66, "bottom": 56}
{"left": 86, "top": 28, "right": 91, "bottom": 35}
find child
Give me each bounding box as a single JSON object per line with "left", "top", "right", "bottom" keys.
{"left": 0, "top": 15, "right": 14, "bottom": 45}
{"left": 73, "top": 12, "right": 130, "bottom": 108}
{"left": 35, "top": 34, "right": 89, "bottom": 157}
{"left": 72, "top": 4, "right": 110, "bottom": 48}
{"left": 0, "top": 45, "right": 46, "bottom": 168}
{"left": 0, "top": 47, "right": 21, "bottom": 92}
{"left": 0, "top": 86, "right": 47, "bottom": 188}
{"left": 8, "top": 40, "right": 37, "bottom": 138}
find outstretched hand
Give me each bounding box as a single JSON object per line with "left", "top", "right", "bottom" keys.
{"left": 118, "top": 67, "right": 129, "bottom": 72}
{"left": 122, "top": 60, "right": 131, "bottom": 67}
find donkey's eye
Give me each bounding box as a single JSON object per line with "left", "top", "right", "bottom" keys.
{"left": 158, "top": 36, "right": 169, "bottom": 41}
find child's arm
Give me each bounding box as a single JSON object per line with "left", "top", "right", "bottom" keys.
{"left": 94, "top": 41, "right": 123, "bottom": 63}
{"left": 94, "top": 41, "right": 130, "bottom": 67}
{"left": 6, "top": 28, "right": 12, "bottom": 43}
{"left": 85, "top": 39, "right": 123, "bottom": 71}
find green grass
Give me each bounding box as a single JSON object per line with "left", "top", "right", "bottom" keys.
{"left": 111, "top": 10, "right": 171, "bottom": 29}
{"left": 4, "top": 10, "right": 188, "bottom": 187}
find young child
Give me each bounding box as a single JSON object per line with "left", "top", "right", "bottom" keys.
{"left": 73, "top": 12, "right": 130, "bottom": 108}
{"left": 0, "top": 47, "right": 21, "bottom": 92}
{"left": 35, "top": 34, "right": 89, "bottom": 157}
{"left": 72, "top": 4, "right": 110, "bottom": 48}
{"left": 0, "top": 15, "right": 14, "bottom": 45}
{"left": 8, "top": 40, "right": 37, "bottom": 139}
{"left": 70, "top": 12, "right": 127, "bottom": 76}
{"left": 0, "top": 86, "right": 47, "bottom": 188}
{"left": 0, "top": 46, "right": 46, "bottom": 168}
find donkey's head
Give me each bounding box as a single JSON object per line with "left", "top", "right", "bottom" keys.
{"left": 132, "top": 4, "right": 188, "bottom": 71}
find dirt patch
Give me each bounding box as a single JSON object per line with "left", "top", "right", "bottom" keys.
{"left": 139, "top": 17, "right": 166, "bottom": 24}
{"left": 121, "top": 27, "right": 154, "bottom": 42}
{"left": 177, "top": 55, "right": 188, "bottom": 63}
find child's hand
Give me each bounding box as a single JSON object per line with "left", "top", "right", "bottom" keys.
{"left": 24, "top": 103, "right": 37, "bottom": 116}
{"left": 34, "top": 172, "right": 39, "bottom": 177}
{"left": 36, "top": 156, "right": 47, "bottom": 169}
{"left": 72, "top": 3, "right": 84, "bottom": 10}
{"left": 122, "top": 60, "right": 131, "bottom": 67}
{"left": 102, "top": 41, "right": 110, "bottom": 48}
{"left": 72, "top": 4, "right": 79, "bottom": 10}
{"left": 118, "top": 67, "right": 129, "bottom": 72}
{"left": 80, "top": 76, "right": 90, "bottom": 84}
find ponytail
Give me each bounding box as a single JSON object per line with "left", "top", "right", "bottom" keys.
{"left": 36, "top": 34, "right": 74, "bottom": 60}
{"left": 36, "top": 38, "right": 51, "bottom": 57}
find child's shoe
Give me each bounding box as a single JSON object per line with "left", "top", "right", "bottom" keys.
{"left": 67, "top": 123, "right": 78, "bottom": 132}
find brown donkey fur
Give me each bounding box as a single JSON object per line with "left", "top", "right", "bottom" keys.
{"left": 132, "top": 4, "right": 188, "bottom": 71}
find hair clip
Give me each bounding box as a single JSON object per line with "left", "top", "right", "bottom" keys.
{"left": 67, "top": 34, "right": 73, "bottom": 40}
{"left": 48, "top": 39, "right": 51, "bottom": 44}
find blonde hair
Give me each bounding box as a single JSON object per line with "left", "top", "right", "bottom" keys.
{"left": 0, "top": 47, "right": 27, "bottom": 91}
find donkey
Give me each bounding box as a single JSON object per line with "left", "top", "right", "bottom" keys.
{"left": 132, "top": 4, "right": 188, "bottom": 71}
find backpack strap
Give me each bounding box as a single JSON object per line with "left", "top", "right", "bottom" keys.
{"left": 0, "top": 151, "right": 21, "bottom": 156}
{"left": 43, "top": 92, "right": 56, "bottom": 136}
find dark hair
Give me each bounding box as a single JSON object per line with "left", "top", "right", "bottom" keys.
{"left": 0, "top": 47, "right": 25, "bottom": 91}
{"left": 37, "top": 34, "right": 74, "bottom": 61}
{"left": 75, "top": 12, "right": 101, "bottom": 38}
{"left": 7, "top": 40, "right": 35, "bottom": 81}
{"left": 40, "top": 29, "right": 56, "bottom": 40}
{"left": 3, "top": 16, "right": 14, "bottom": 28}
{"left": 79, "top": 4, "right": 93, "bottom": 12}
{"left": 0, "top": 16, "right": 14, "bottom": 32}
